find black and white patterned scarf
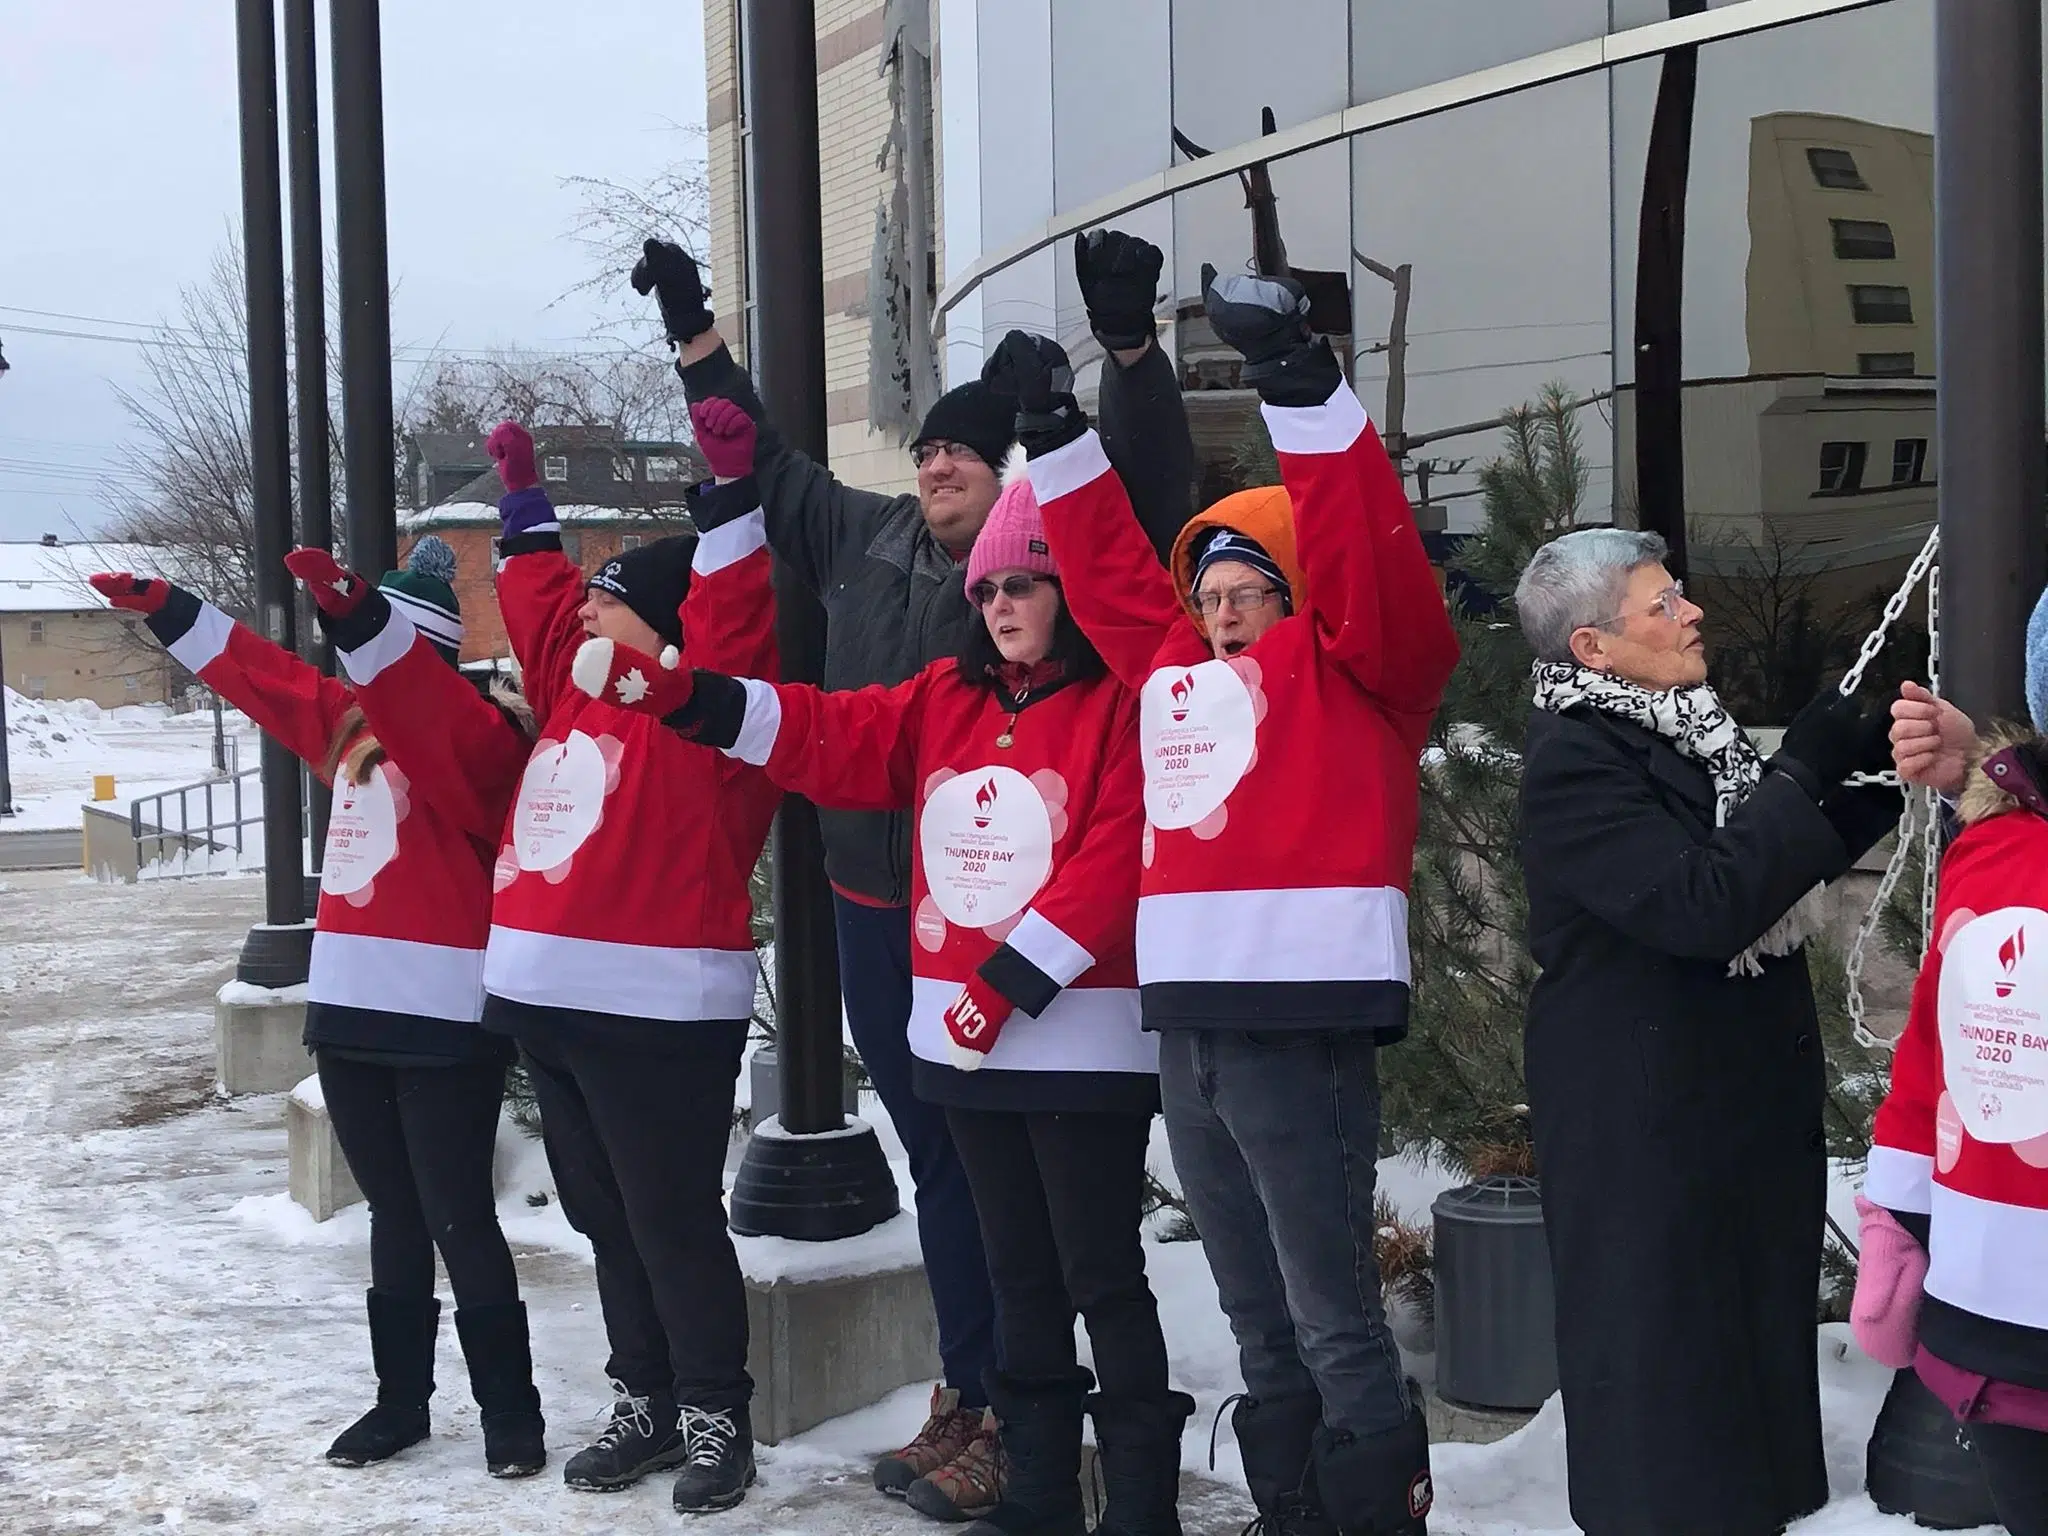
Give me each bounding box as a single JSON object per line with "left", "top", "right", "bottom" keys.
{"left": 1532, "top": 661, "right": 1828, "bottom": 977}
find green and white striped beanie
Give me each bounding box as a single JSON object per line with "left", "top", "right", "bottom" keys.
{"left": 380, "top": 535, "right": 464, "bottom": 665}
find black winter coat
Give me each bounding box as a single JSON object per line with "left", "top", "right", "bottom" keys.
{"left": 678, "top": 342, "right": 1195, "bottom": 906}
{"left": 1518, "top": 706, "right": 1893, "bottom": 1536}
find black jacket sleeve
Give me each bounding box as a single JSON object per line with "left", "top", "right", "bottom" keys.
{"left": 1520, "top": 712, "right": 1855, "bottom": 964}
{"left": 678, "top": 342, "right": 900, "bottom": 596}
{"left": 1096, "top": 340, "right": 1196, "bottom": 565}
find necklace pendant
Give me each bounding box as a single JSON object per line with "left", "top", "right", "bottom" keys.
{"left": 995, "top": 730, "right": 1014, "bottom": 749}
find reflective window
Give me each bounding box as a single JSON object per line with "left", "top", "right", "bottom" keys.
{"left": 1349, "top": 0, "right": 1607, "bottom": 103}
{"left": 1830, "top": 218, "right": 1897, "bottom": 259}
{"left": 1848, "top": 283, "right": 1914, "bottom": 324}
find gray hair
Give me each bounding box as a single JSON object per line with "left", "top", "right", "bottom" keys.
{"left": 1514, "top": 528, "right": 1670, "bottom": 662}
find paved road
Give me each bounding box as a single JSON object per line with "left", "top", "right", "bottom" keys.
{"left": 0, "top": 826, "right": 80, "bottom": 871}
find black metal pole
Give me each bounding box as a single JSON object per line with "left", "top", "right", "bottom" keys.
{"left": 235, "top": 0, "right": 312, "bottom": 986}
{"left": 331, "top": 0, "right": 397, "bottom": 582}
{"left": 285, "top": 0, "right": 330, "bottom": 908}
{"left": 0, "top": 624, "right": 13, "bottom": 815}
{"left": 727, "top": 0, "right": 898, "bottom": 1241}
{"left": 1936, "top": 0, "right": 2045, "bottom": 725}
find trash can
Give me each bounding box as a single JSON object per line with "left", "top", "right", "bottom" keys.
{"left": 1431, "top": 1175, "right": 1559, "bottom": 1411}
{"left": 747, "top": 1043, "right": 860, "bottom": 1129}
{"left": 1866, "top": 1367, "right": 1999, "bottom": 1531}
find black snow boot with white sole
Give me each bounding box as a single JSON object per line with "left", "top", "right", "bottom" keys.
{"left": 671, "top": 1402, "right": 757, "bottom": 1514}
{"left": 454, "top": 1301, "right": 547, "bottom": 1478}
{"left": 325, "top": 1290, "right": 439, "bottom": 1468}
{"left": 563, "top": 1380, "right": 688, "bottom": 1491}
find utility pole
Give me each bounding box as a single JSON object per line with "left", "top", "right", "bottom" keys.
{"left": 726, "top": 0, "right": 898, "bottom": 1242}
{"left": 0, "top": 339, "right": 12, "bottom": 816}
{"left": 1355, "top": 252, "right": 1412, "bottom": 455}
{"left": 233, "top": 0, "right": 312, "bottom": 986}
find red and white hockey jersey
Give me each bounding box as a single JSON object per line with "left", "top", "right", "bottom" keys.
{"left": 1028, "top": 381, "right": 1459, "bottom": 1035}
{"left": 1867, "top": 756, "right": 2048, "bottom": 1345}
{"left": 485, "top": 506, "right": 781, "bottom": 1025}
{"left": 155, "top": 599, "right": 527, "bottom": 1056}
{"left": 724, "top": 657, "right": 1149, "bottom": 1108}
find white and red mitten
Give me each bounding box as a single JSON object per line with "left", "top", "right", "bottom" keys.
{"left": 88, "top": 572, "right": 173, "bottom": 615}
{"left": 571, "top": 634, "right": 695, "bottom": 718}
{"left": 940, "top": 975, "right": 1015, "bottom": 1072}
{"left": 1850, "top": 1195, "right": 1928, "bottom": 1369}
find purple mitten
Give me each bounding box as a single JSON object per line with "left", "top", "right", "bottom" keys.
{"left": 690, "top": 396, "right": 758, "bottom": 481}
{"left": 1851, "top": 1195, "right": 1929, "bottom": 1369}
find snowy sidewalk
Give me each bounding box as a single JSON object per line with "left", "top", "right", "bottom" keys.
{"left": 0, "top": 871, "right": 1986, "bottom": 1534}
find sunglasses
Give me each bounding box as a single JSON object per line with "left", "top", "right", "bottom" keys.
{"left": 968, "top": 573, "right": 1058, "bottom": 609}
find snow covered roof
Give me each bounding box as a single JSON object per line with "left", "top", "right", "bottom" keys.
{"left": 0, "top": 541, "right": 177, "bottom": 614}
{"left": 398, "top": 501, "right": 686, "bottom": 533}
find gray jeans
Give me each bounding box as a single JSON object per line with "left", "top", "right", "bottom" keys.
{"left": 1159, "top": 1028, "right": 1410, "bottom": 1435}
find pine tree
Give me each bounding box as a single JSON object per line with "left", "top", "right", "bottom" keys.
{"left": 1379, "top": 384, "right": 1590, "bottom": 1177}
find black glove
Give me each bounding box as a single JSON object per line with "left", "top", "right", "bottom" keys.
{"left": 662, "top": 668, "right": 747, "bottom": 748}
{"left": 1775, "top": 689, "right": 1890, "bottom": 799}
{"left": 1201, "top": 265, "right": 1342, "bottom": 407}
{"left": 631, "top": 238, "right": 714, "bottom": 345}
{"left": 1075, "top": 228, "right": 1163, "bottom": 353}
{"left": 982, "top": 329, "right": 1088, "bottom": 457}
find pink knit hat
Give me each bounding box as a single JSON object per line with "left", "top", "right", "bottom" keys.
{"left": 965, "top": 471, "right": 1058, "bottom": 591}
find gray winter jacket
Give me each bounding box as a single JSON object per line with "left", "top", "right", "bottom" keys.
{"left": 679, "top": 340, "right": 1196, "bottom": 904}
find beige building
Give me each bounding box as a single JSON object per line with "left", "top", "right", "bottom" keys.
{"left": 0, "top": 540, "right": 180, "bottom": 707}
{"left": 704, "top": 0, "right": 928, "bottom": 500}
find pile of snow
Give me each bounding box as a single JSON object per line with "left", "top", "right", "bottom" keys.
{"left": 3, "top": 686, "right": 260, "bottom": 831}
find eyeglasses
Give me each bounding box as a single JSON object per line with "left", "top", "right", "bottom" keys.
{"left": 912, "top": 439, "right": 986, "bottom": 469}
{"left": 1196, "top": 584, "right": 1281, "bottom": 618}
{"left": 968, "top": 573, "right": 1058, "bottom": 608}
{"left": 1597, "top": 579, "right": 1687, "bottom": 629}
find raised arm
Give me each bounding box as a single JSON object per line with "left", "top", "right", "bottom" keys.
{"left": 487, "top": 421, "right": 588, "bottom": 725}
{"left": 92, "top": 571, "right": 350, "bottom": 771}
{"left": 635, "top": 238, "right": 898, "bottom": 595}
{"left": 1520, "top": 712, "right": 1852, "bottom": 965}
{"left": 287, "top": 550, "right": 531, "bottom": 843}
{"left": 1206, "top": 271, "right": 1458, "bottom": 726}
{"left": 675, "top": 431, "right": 777, "bottom": 684}
{"left": 979, "top": 687, "right": 1144, "bottom": 1018}
{"left": 984, "top": 330, "right": 1191, "bottom": 690}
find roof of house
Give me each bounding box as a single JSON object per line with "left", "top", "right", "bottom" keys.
{"left": 398, "top": 501, "right": 697, "bottom": 534}
{"left": 0, "top": 541, "right": 179, "bottom": 614}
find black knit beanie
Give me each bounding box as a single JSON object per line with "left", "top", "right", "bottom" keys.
{"left": 913, "top": 380, "right": 1018, "bottom": 471}
{"left": 1191, "top": 527, "right": 1295, "bottom": 614}
{"left": 586, "top": 534, "right": 696, "bottom": 649}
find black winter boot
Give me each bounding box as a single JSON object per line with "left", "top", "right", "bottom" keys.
{"left": 325, "top": 1290, "right": 440, "bottom": 1467}
{"left": 454, "top": 1301, "right": 547, "bottom": 1478}
{"left": 1089, "top": 1389, "right": 1196, "bottom": 1536}
{"left": 1229, "top": 1392, "right": 1335, "bottom": 1536}
{"left": 1310, "top": 1385, "right": 1432, "bottom": 1536}
{"left": 563, "top": 1380, "right": 688, "bottom": 1491}
{"left": 670, "top": 1402, "right": 757, "bottom": 1513}
{"left": 940, "top": 1369, "right": 1092, "bottom": 1536}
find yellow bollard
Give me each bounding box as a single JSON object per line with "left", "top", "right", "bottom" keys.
{"left": 92, "top": 774, "right": 116, "bottom": 802}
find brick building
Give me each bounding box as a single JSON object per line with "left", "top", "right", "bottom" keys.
{"left": 398, "top": 425, "right": 702, "bottom": 665}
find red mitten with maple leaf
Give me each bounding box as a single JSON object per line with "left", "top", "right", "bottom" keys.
{"left": 571, "top": 634, "right": 695, "bottom": 717}
{"left": 940, "top": 974, "right": 1015, "bottom": 1071}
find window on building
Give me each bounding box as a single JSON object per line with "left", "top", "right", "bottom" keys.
{"left": 28, "top": 618, "right": 45, "bottom": 644}
{"left": 613, "top": 455, "right": 635, "bottom": 482}
{"left": 1807, "top": 146, "right": 1868, "bottom": 190}
{"left": 124, "top": 676, "right": 140, "bottom": 698}
{"left": 1858, "top": 352, "right": 1916, "bottom": 377}
{"left": 646, "top": 455, "right": 682, "bottom": 483}
{"left": 1848, "top": 284, "right": 1913, "bottom": 325}
{"left": 1818, "top": 441, "right": 1868, "bottom": 494}
{"left": 1891, "top": 438, "right": 1928, "bottom": 486}
{"left": 620, "top": 533, "right": 643, "bottom": 551}
{"left": 543, "top": 455, "right": 569, "bottom": 483}
{"left": 1830, "top": 218, "right": 1896, "bottom": 260}
{"left": 23, "top": 677, "right": 45, "bottom": 699}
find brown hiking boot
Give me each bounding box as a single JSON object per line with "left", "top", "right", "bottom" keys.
{"left": 905, "top": 1410, "right": 1007, "bottom": 1523}
{"left": 875, "top": 1386, "right": 986, "bottom": 1495}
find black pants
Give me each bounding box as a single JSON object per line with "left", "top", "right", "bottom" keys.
{"left": 945, "top": 1106, "right": 1166, "bottom": 1395}
{"left": 1978, "top": 1421, "right": 2048, "bottom": 1536}
{"left": 315, "top": 1051, "right": 519, "bottom": 1307}
{"left": 521, "top": 1026, "right": 750, "bottom": 1411}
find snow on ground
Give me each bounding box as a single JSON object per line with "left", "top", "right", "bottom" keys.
{"left": 0, "top": 871, "right": 1982, "bottom": 1534}
{"left": 2, "top": 687, "right": 260, "bottom": 831}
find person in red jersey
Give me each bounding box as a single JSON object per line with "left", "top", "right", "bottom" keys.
{"left": 572, "top": 465, "right": 1193, "bottom": 1536}
{"left": 980, "top": 272, "right": 1457, "bottom": 1534}
{"left": 480, "top": 410, "right": 779, "bottom": 1513}
{"left": 94, "top": 543, "right": 545, "bottom": 1479}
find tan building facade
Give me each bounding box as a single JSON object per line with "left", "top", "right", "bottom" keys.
{"left": 1, "top": 541, "right": 179, "bottom": 707}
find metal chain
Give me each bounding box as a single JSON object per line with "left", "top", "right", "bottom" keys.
{"left": 1840, "top": 531, "right": 1940, "bottom": 1051}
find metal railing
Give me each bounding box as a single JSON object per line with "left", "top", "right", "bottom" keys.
{"left": 130, "top": 762, "right": 311, "bottom": 872}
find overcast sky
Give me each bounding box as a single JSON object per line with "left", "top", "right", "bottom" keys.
{"left": 0, "top": 0, "right": 707, "bottom": 543}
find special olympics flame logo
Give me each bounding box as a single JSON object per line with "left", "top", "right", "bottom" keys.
{"left": 1170, "top": 672, "right": 1194, "bottom": 722}
{"left": 973, "top": 777, "right": 998, "bottom": 829}
{"left": 1998, "top": 926, "right": 2027, "bottom": 998}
